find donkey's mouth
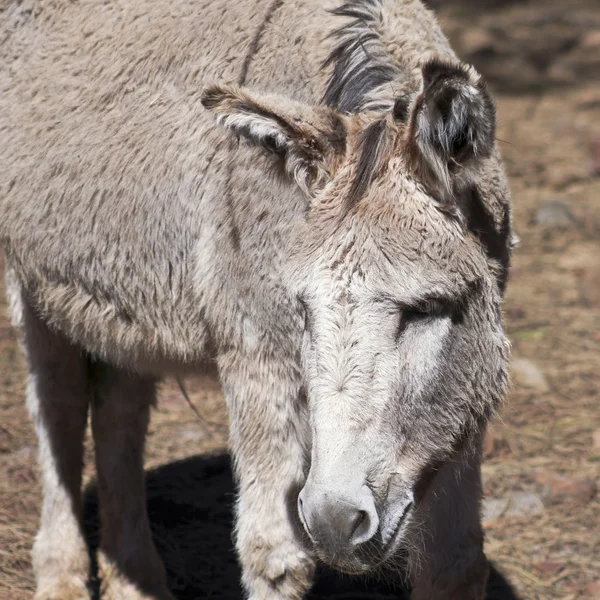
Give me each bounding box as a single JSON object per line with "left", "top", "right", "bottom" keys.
{"left": 380, "top": 500, "right": 414, "bottom": 557}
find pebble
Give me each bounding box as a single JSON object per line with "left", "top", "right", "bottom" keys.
{"left": 580, "top": 265, "right": 600, "bottom": 308}
{"left": 584, "top": 580, "right": 600, "bottom": 598}
{"left": 534, "top": 199, "right": 577, "bottom": 228}
{"left": 482, "top": 492, "right": 544, "bottom": 525}
{"left": 533, "top": 471, "right": 597, "bottom": 506}
{"left": 593, "top": 429, "right": 600, "bottom": 451}
{"left": 511, "top": 358, "right": 550, "bottom": 393}
{"left": 581, "top": 31, "right": 600, "bottom": 50}
{"left": 534, "top": 561, "right": 565, "bottom": 576}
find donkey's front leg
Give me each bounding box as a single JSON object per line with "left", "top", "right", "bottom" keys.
{"left": 409, "top": 436, "right": 488, "bottom": 600}
{"left": 219, "top": 352, "right": 314, "bottom": 600}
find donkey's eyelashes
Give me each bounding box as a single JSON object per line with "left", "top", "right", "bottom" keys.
{"left": 395, "top": 306, "right": 433, "bottom": 340}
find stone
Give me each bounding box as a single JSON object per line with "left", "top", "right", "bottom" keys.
{"left": 581, "top": 31, "right": 600, "bottom": 51}
{"left": 161, "top": 392, "right": 186, "bottom": 410}
{"left": 534, "top": 199, "right": 577, "bottom": 228}
{"left": 534, "top": 561, "right": 565, "bottom": 576}
{"left": 511, "top": 358, "right": 550, "bottom": 393}
{"left": 546, "top": 163, "right": 591, "bottom": 189}
{"left": 580, "top": 265, "right": 600, "bottom": 308}
{"left": 590, "top": 136, "right": 600, "bottom": 177}
{"left": 584, "top": 580, "right": 600, "bottom": 598}
{"left": 593, "top": 429, "right": 600, "bottom": 451}
{"left": 503, "top": 492, "right": 545, "bottom": 519}
{"left": 482, "top": 497, "right": 509, "bottom": 525}
{"left": 533, "top": 471, "right": 598, "bottom": 506}
{"left": 482, "top": 492, "right": 544, "bottom": 525}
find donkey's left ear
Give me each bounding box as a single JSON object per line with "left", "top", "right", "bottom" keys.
{"left": 201, "top": 84, "right": 348, "bottom": 196}
{"left": 403, "top": 60, "right": 496, "bottom": 203}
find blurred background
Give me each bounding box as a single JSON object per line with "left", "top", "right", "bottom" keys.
{"left": 0, "top": 1, "right": 598, "bottom": 599}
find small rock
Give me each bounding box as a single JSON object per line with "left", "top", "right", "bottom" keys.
{"left": 590, "top": 136, "right": 600, "bottom": 177}
{"left": 534, "top": 199, "right": 577, "bottom": 228}
{"left": 161, "top": 393, "right": 186, "bottom": 410}
{"left": 177, "top": 428, "right": 211, "bottom": 444}
{"left": 482, "top": 425, "right": 509, "bottom": 459}
{"left": 547, "top": 163, "right": 591, "bottom": 189}
{"left": 580, "top": 265, "right": 600, "bottom": 308}
{"left": 593, "top": 429, "right": 600, "bottom": 451}
{"left": 511, "top": 358, "right": 550, "bottom": 393}
{"left": 482, "top": 492, "right": 544, "bottom": 525}
{"left": 504, "top": 492, "right": 545, "bottom": 519}
{"left": 534, "top": 561, "right": 565, "bottom": 576}
{"left": 581, "top": 31, "right": 600, "bottom": 51}
{"left": 584, "top": 580, "right": 600, "bottom": 598}
{"left": 533, "top": 471, "right": 597, "bottom": 506}
{"left": 482, "top": 497, "right": 509, "bottom": 525}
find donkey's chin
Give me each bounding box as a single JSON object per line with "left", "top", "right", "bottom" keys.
{"left": 316, "top": 550, "right": 376, "bottom": 576}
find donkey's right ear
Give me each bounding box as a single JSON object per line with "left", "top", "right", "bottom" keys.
{"left": 201, "top": 84, "right": 349, "bottom": 196}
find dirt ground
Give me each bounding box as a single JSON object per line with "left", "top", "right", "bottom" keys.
{"left": 1, "top": 1, "right": 599, "bottom": 599}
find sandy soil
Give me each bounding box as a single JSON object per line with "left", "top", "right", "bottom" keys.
{"left": 1, "top": 1, "right": 598, "bottom": 599}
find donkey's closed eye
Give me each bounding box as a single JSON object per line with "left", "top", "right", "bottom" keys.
{"left": 395, "top": 305, "right": 433, "bottom": 340}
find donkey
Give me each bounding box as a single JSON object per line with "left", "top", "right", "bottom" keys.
{"left": 0, "top": 0, "right": 514, "bottom": 598}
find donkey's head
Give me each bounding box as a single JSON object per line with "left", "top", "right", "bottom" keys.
{"left": 203, "top": 61, "right": 511, "bottom": 573}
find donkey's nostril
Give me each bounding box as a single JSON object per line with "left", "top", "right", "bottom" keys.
{"left": 349, "top": 507, "right": 377, "bottom": 546}
{"left": 299, "top": 484, "right": 379, "bottom": 549}
{"left": 349, "top": 510, "right": 367, "bottom": 544}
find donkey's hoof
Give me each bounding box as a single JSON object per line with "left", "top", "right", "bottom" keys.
{"left": 244, "top": 542, "right": 315, "bottom": 600}
{"left": 34, "top": 578, "right": 91, "bottom": 600}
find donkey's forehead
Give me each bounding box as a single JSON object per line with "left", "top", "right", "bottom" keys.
{"left": 293, "top": 203, "right": 487, "bottom": 303}
{"left": 302, "top": 182, "right": 477, "bottom": 266}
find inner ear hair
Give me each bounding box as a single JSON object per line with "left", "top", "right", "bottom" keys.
{"left": 201, "top": 85, "right": 295, "bottom": 154}
{"left": 405, "top": 59, "right": 496, "bottom": 202}
{"left": 201, "top": 84, "right": 349, "bottom": 196}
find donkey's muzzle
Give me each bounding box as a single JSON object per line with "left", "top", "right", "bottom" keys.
{"left": 297, "top": 482, "right": 379, "bottom": 553}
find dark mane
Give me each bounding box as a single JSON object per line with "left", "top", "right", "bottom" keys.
{"left": 323, "top": 0, "right": 402, "bottom": 113}
{"left": 346, "top": 118, "right": 391, "bottom": 208}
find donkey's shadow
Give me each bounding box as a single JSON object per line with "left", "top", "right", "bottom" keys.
{"left": 83, "top": 454, "right": 520, "bottom": 600}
